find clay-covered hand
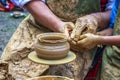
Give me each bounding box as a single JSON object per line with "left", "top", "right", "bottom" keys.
{"left": 77, "top": 33, "right": 102, "bottom": 50}
{"left": 59, "top": 22, "right": 75, "bottom": 39}
{"left": 71, "top": 15, "right": 98, "bottom": 41}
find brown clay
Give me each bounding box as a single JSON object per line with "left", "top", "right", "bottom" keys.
{"left": 34, "top": 33, "right": 70, "bottom": 60}
{"left": 26, "top": 76, "right": 72, "bottom": 80}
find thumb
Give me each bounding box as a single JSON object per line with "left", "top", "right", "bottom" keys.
{"left": 96, "top": 32, "right": 103, "bottom": 35}
{"left": 77, "top": 38, "right": 86, "bottom": 45}
{"left": 79, "top": 34, "right": 86, "bottom": 40}
{"left": 70, "top": 27, "right": 76, "bottom": 39}
{"left": 64, "top": 22, "right": 75, "bottom": 39}
{"left": 77, "top": 34, "right": 86, "bottom": 45}
{"left": 64, "top": 27, "right": 69, "bottom": 39}
{"left": 65, "top": 22, "right": 75, "bottom": 29}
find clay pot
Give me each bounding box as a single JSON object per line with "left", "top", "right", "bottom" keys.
{"left": 27, "top": 76, "right": 73, "bottom": 80}
{"left": 34, "top": 33, "right": 70, "bottom": 60}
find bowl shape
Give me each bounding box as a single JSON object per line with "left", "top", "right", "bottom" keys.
{"left": 34, "top": 33, "right": 70, "bottom": 60}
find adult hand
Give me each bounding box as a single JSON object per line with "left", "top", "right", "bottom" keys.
{"left": 77, "top": 33, "right": 102, "bottom": 50}
{"left": 59, "top": 22, "right": 75, "bottom": 39}
{"left": 71, "top": 15, "right": 98, "bottom": 41}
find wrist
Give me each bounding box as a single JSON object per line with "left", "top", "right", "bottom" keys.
{"left": 55, "top": 21, "right": 65, "bottom": 32}
{"left": 96, "top": 35, "right": 104, "bottom": 45}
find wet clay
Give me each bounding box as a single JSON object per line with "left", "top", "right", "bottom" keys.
{"left": 0, "top": 60, "right": 14, "bottom": 80}
{"left": 26, "top": 76, "right": 72, "bottom": 80}
{"left": 34, "top": 33, "right": 70, "bottom": 60}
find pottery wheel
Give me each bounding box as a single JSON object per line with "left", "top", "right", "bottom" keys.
{"left": 28, "top": 51, "right": 76, "bottom": 65}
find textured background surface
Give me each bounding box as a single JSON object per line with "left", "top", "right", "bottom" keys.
{"left": 0, "top": 12, "right": 28, "bottom": 56}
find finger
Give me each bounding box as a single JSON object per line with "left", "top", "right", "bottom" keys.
{"left": 96, "top": 32, "right": 102, "bottom": 35}
{"left": 71, "top": 18, "right": 82, "bottom": 39}
{"left": 77, "top": 35, "right": 86, "bottom": 45}
{"left": 74, "top": 21, "right": 87, "bottom": 39}
{"left": 74, "top": 27, "right": 82, "bottom": 39}
{"left": 64, "top": 27, "right": 70, "bottom": 39}
{"left": 64, "top": 22, "right": 75, "bottom": 39}
{"left": 66, "top": 22, "right": 75, "bottom": 29}
{"left": 71, "top": 28, "right": 81, "bottom": 42}
{"left": 77, "top": 39, "right": 85, "bottom": 46}
{"left": 64, "top": 22, "right": 75, "bottom": 32}
{"left": 97, "top": 32, "right": 106, "bottom": 36}
{"left": 71, "top": 18, "right": 86, "bottom": 40}
{"left": 79, "top": 34, "right": 86, "bottom": 40}
{"left": 74, "top": 22, "right": 82, "bottom": 37}
{"left": 71, "top": 19, "right": 82, "bottom": 39}
{"left": 70, "top": 26, "right": 77, "bottom": 39}
{"left": 70, "top": 40, "right": 77, "bottom": 45}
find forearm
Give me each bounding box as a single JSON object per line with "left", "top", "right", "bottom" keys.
{"left": 90, "top": 10, "right": 111, "bottom": 29}
{"left": 24, "top": 1, "right": 63, "bottom": 32}
{"left": 100, "top": 35, "right": 120, "bottom": 46}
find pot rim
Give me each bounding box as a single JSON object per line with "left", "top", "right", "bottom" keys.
{"left": 38, "top": 33, "right": 67, "bottom": 43}
{"left": 26, "top": 75, "right": 73, "bottom": 80}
